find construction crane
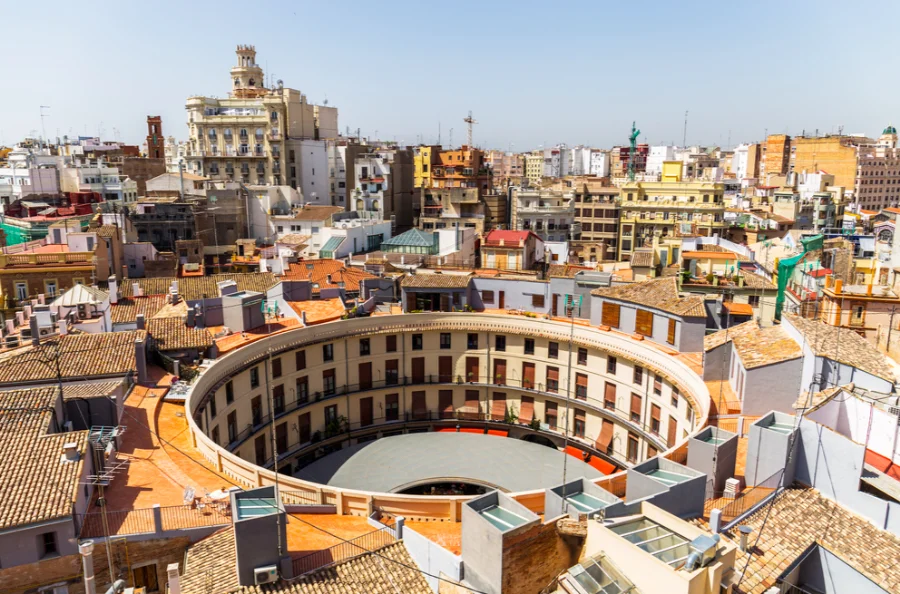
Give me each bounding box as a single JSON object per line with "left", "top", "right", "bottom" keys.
{"left": 464, "top": 110, "right": 477, "bottom": 147}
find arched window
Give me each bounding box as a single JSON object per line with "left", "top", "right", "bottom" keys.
{"left": 248, "top": 78, "right": 255, "bottom": 87}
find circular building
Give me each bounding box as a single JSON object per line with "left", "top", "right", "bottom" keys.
{"left": 186, "top": 313, "right": 710, "bottom": 520}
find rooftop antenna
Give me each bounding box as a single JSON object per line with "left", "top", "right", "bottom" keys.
{"left": 438, "top": 122, "right": 441, "bottom": 146}
{"left": 40, "top": 106, "right": 50, "bottom": 150}
{"left": 449, "top": 128, "right": 454, "bottom": 149}
{"left": 682, "top": 110, "right": 688, "bottom": 148}
{"left": 464, "top": 110, "right": 477, "bottom": 147}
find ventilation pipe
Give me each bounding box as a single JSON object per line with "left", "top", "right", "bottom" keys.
{"left": 738, "top": 525, "right": 753, "bottom": 552}
{"left": 166, "top": 563, "right": 182, "bottom": 594}
{"left": 79, "top": 540, "right": 96, "bottom": 594}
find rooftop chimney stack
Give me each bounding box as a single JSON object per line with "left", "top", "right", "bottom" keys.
{"left": 108, "top": 276, "right": 118, "bottom": 304}
{"left": 166, "top": 563, "right": 182, "bottom": 594}
{"left": 136, "top": 314, "right": 146, "bottom": 330}
{"left": 29, "top": 314, "right": 40, "bottom": 346}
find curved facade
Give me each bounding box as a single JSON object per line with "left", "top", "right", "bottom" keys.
{"left": 186, "top": 313, "right": 710, "bottom": 520}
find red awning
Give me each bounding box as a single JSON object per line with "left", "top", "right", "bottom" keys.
{"left": 866, "top": 449, "right": 900, "bottom": 481}
{"left": 487, "top": 429, "right": 508, "bottom": 437}
{"left": 566, "top": 445, "right": 615, "bottom": 475}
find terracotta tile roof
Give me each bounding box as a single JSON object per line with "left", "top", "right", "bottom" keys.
{"left": 0, "top": 331, "right": 145, "bottom": 385}
{"left": 110, "top": 296, "right": 167, "bottom": 324}
{"left": 630, "top": 250, "right": 655, "bottom": 267}
{"left": 59, "top": 380, "right": 126, "bottom": 401}
{"left": 784, "top": 314, "right": 895, "bottom": 382}
{"left": 401, "top": 273, "right": 472, "bottom": 289}
{"left": 741, "top": 271, "right": 776, "bottom": 290}
{"left": 720, "top": 488, "right": 900, "bottom": 594}
{"left": 591, "top": 277, "right": 706, "bottom": 317}
{"left": 723, "top": 302, "right": 754, "bottom": 316}
{"left": 285, "top": 205, "right": 345, "bottom": 221}
{"left": 547, "top": 264, "right": 596, "bottom": 278}
{"left": 287, "top": 298, "right": 346, "bottom": 325}
{"left": 121, "top": 273, "right": 279, "bottom": 301}
{"left": 732, "top": 325, "right": 803, "bottom": 369}
{"left": 482, "top": 229, "right": 540, "bottom": 247}
{"left": 147, "top": 318, "right": 214, "bottom": 352}
{"left": 180, "top": 528, "right": 432, "bottom": 594}
{"left": 695, "top": 244, "right": 751, "bottom": 262}
{"left": 283, "top": 260, "right": 377, "bottom": 295}
{"left": 276, "top": 233, "right": 311, "bottom": 247}
{"left": 95, "top": 224, "right": 122, "bottom": 238}
{"left": 704, "top": 320, "right": 760, "bottom": 351}
{"left": 0, "top": 387, "right": 88, "bottom": 530}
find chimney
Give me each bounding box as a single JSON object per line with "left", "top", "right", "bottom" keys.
{"left": 108, "top": 275, "right": 118, "bottom": 304}
{"left": 738, "top": 525, "right": 753, "bottom": 552}
{"left": 79, "top": 540, "right": 97, "bottom": 594}
{"left": 166, "top": 563, "right": 181, "bottom": 594}
{"left": 37, "top": 293, "right": 45, "bottom": 305}
{"left": 29, "top": 315, "right": 40, "bottom": 346}
{"left": 5, "top": 320, "right": 14, "bottom": 335}
{"left": 59, "top": 321, "right": 68, "bottom": 335}
{"left": 867, "top": 283, "right": 873, "bottom": 296}
{"left": 15, "top": 311, "right": 24, "bottom": 326}
{"left": 132, "top": 282, "right": 141, "bottom": 297}
{"left": 135, "top": 314, "right": 146, "bottom": 330}
{"left": 301, "top": 311, "right": 308, "bottom": 327}
{"left": 834, "top": 279, "right": 843, "bottom": 294}
{"left": 194, "top": 305, "right": 204, "bottom": 329}
{"left": 135, "top": 338, "right": 148, "bottom": 384}
{"left": 23, "top": 304, "right": 32, "bottom": 319}
{"left": 62, "top": 442, "right": 79, "bottom": 462}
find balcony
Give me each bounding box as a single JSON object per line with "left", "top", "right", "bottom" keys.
{"left": 518, "top": 204, "right": 572, "bottom": 214}
{"left": 0, "top": 252, "right": 93, "bottom": 267}
{"left": 269, "top": 132, "right": 282, "bottom": 141}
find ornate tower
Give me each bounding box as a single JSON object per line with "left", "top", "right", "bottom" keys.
{"left": 147, "top": 116, "right": 164, "bottom": 159}
{"left": 230, "top": 45, "right": 266, "bottom": 98}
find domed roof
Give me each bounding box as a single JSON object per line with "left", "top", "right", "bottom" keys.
{"left": 884, "top": 124, "right": 897, "bottom": 135}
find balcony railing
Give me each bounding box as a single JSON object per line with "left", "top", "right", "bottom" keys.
{"left": 0, "top": 252, "right": 93, "bottom": 267}
{"left": 291, "top": 526, "right": 396, "bottom": 577}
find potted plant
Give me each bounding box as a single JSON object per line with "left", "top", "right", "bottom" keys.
{"left": 311, "top": 430, "right": 322, "bottom": 443}
{"left": 495, "top": 373, "right": 504, "bottom": 384}
{"left": 705, "top": 273, "right": 715, "bottom": 284}
{"left": 467, "top": 371, "right": 475, "bottom": 383}
{"left": 529, "top": 417, "right": 541, "bottom": 431}
{"left": 504, "top": 405, "right": 519, "bottom": 425}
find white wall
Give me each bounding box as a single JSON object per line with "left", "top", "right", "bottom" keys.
{"left": 808, "top": 395, "right": 900, "bottom": 466}
{"left": 298, "top": 139, "right": 328, "bottom": 204}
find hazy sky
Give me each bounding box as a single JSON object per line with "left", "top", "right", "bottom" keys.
{"left": 2, "top": 0, "right": 897, "bottom": 151}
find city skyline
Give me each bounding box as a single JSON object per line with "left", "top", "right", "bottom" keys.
{"left": 2, "top": 0, "right": 899, "bottom": 150}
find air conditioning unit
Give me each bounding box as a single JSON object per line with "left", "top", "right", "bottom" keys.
{"left": 254, "top": 565, "right": 279, "bottom": 585}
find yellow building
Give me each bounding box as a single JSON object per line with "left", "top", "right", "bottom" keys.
{"left": 618, "top": 161, "right": 727, "bottom": 260}
{"left": 524, "top": 151, "right": 543, "bottom": 186}
{"left": 413, "top": 145, "right": 441, "bottom": 188}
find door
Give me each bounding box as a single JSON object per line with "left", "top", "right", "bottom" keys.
{"left": 439, "top": 356, "right": 453, "bottom": 383}
{"left": 464, "top": 390, "right": 480, "bottom": 419}
{"left": 667, "top": 416, "right": 677, "bottom": 448}
{"left": 491, "top": 392, "right": 506, "bottom": 421}
{"left": 358, "top": 362, "right": 372, "bottom": 391}
{"left": 299, "top": 412, "right": 310, "bottom": 444}
{"left": 251, "top": 395, "right": 262, "bottom": 426}
{"left": 439, "top": 390, "right": 454, "bottom": 419}
{"left": 255, "top": 435, "right": 267, "bottom": 466}
{"left": 493, "top": 359, "right": 506, "bottom": 385}
{"left": 465, "top": 357, "right": 479, "bottom": 382}
{"left": 275, "top": 423, "right": 287, "bottom": 453}
{"left": 133, "top": 564, "right": 159, "bottom": 593}
{"left": 359, "top": 396, "right": 373, "bottom": 427}
{"left": 552, "top": 294, "right": 559, "bottom": 316}
{"left": 499, "top": 291, "right": 505, "bottom": 309}
{"left": 412, "top": 357, "right": 425, "bottom": 384}
{"left": 411, "top": 391, "right": 427, "bottom": 420}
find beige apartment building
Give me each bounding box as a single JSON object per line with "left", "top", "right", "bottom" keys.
{"left": 524, "top": 151, "right": 543, "bottom": 186}
{"left": 185, "top": 45, "right": 338, "bottom": 188}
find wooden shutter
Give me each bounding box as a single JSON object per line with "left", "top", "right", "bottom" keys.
{"left": 439, "top": 390, "right": 454, "bottom": 418}
{"left": 601, "top": 302, "right": 621, "bottom": 328}
{"left": 631, "top": 393, "right": 642, "bottom": 419}
{"left": 385, "top": 393, "right": 399, "bottom": 421}
{"left": 547, "top": 367, "right": 559, "bottom": 383}
{"left": 295, "top": 350, "right": 306, "bottom": 371}
{"left": 576, "top": 373, "right": 588, "bottom": 400}
{"left": 360, "top": 396, "right": 373, "bottom": 426}
{"left": 491, "top": 392, "right": 506, "bottom": 420}
{"left": 493, "top": 359, "right": 507, "bottom": 385}
{"left": 636, "top": 309, "right": 654, "bottom": 336}
{"left": 604, "top": 382, "right": 616, "bottom": 408}
{"left": 597, "top": 419, "right": 614, "bottom": 452}
{"left": 667, "top": 318, "right": 677, "bottom": 345}
{"left": 545, "top": 401, "right": 558, "bottom": 427}
{"left": 358, "top": 362, "right": 372, "bottom": 391}
{"left": 464, "top": 390, "right": 480, "bottom": 419}
{"left": 386, "top": 334, "right": 397, "bottom": 352}
{"left": 667, "top": 416, "right": 678, "bottom": 448}
{"left": 411, "top": 391, "right": 427, "bottom": 419}
{"left": 465, "top": 357, "right": 479, "bottom": 382}
{"left": 519, "top": 396, "right": 534, "bottom": 424}
{"left": 522, "top": 362, "right": 535, "bottom": 388}
{"left": 439, "top": 356, "right": 453, "bottom": 383}
{"left": 299, "top": 412, "right": 310, "bottom": 443}
{"left": 574, "top": 408, "right": 586, "bottom": 436}
{"left": 651, "top": 404, "right": 661, "bottom": 422}
{"left": 412, "top": 357, "right": 425, "bottom": 383}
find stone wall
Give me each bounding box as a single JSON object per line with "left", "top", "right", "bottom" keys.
{"left": 500, "top": 518, "right": 582, "bottom": 594}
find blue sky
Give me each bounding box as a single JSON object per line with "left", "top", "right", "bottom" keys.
{"left": 2, "top": 0, "right": 897, "bottom": 150}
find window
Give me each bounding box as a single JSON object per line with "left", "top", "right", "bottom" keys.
{"left": 631, "top": 393, "right": 642, "bottom": 423}
{"left": 575, "top": 373, "right": 588, "bottom": 400}
{"left": 651, "top": 404, "right": 661, "bottom": 434}
{"left": 250, "top": 367, "right": 260, "bottom": 389}
{"left": 604, "top": 382, "right": 616, "bottom": 410}
{"left": 385, "top": 335, "right": 397, "bottom": 352}
{"left": 574, "top": 409, "right": 586, "bottom": 438}
{"left": 15, "top": 282, "right": 28, "bottom": 301}
{"left": 468, "top": 333, "right": 479, "bottom": 349}
{"left": 635, "top": 309, "right": 654, "bottom": 337}
{"left": 531, "top": 294, "right": 545, "bottom": 308}
{"left": 323, "top": 344, "right": 334, "bottom": 362}
{"left": 324, "top": 404, "right": 338, "bottom": 426}
{"left": 627, "top": 433, "right": 639, "bottom": 463}
{"left": 607, "top": 356, "right": 617, "bottom": 374}
{"left": 40, "top": 531, "right": 58, "bottom": 558}
{"left": 654, "top": 375, "right": 662, "bottom": 396}
{"left": 272, "top": 357, "right": 282, "bottom": 378}
{"left": 482, "top": 290, "right": 495, "bottom": 304}
{"left": 548, "top": 342, "right": 559, "bottom": 359}
{"left": 577, "top": 348, "right": 588, "bottom": 365}
{"left": 251, "top": 395, "right": 262, "bottom": 426}
{"left": 412, "top": 334, "right": 423, "bottom": 350}
{"left": 208, "top": 394, "right": 217, "bottom": 419}
{"left": 322, "top": 369, "right": 336, "bottom": 396}
{"left": 748, "top": 295, "right": 760, "bottom": 307}
{"left": 296, "top": 350, "right": 306, "bottom": 370}
{"left": 633, "top": 365, "right": 643, "bottom": 385}
{"left": 545, "top": 401, "right": 558, "bottom": 429}
{"left": 671, "top": 385, "right": 680, "bottom": 408}
{"left": 227, "top": 412, "right": 237, "bottom": 443}
{"left": 546, "top": 366, "right": 559, "bottom": 393}
{"left": 601, "top": 302, "right": 621, "bottom": 328}
{"left": 667, "top": 318, "right": 677, "bottom": 345}
{"left": 385, "top": 394, "right": 399, "bottom": 421}
{"left": 385, "top": 359, "right": 399, "bottom": 385}
{"left": 359, "top": 338, "right": 371, "bottom": 356}
{"left": 225, "top": 381, "right": 234, "bottom": 404}
{"left": 440, "top": 333, "right": 452, "bottom": 349}
{"left": 211, "top": 425, "right": 220, "bottom": 445}
{"left": 273, "top": 385, "right": 285, "bottom": 415}
{"left": 495, "top": 335, "right": 506, "bottom": 352}
{"left": 296, "top": 376, "right": 309, "bottom": 404}
{"left": 45, "top": 280, "right": 58, "bottom": 297}
{"left": 647, "top": 444, "right": 658, "bottom": 458}
{"left": 524, "top": 338, "right": 535, "bottom": 355}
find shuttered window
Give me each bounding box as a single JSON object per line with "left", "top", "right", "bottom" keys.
{"left": 667, "top": 318, "right": 677, "bottom": 345}
{"left": 491, "top": 392, "right": 506, "bottom": 421}
{"left": 439, "top": 390, "right": 454, "bottom": 419}
{"left": 636, "top": 309, "right": 653, "bottom": 336}
{"left": 574, "top": 408, "right": 586, "bottom": 437}
{"left": 575, "top": 373, "right": 588, "bottom": 400}
{"left": 630, "top": 393, "right": 642, "bottom": 423}
{"left": 651, "top": 404, "right": 661, "bottom": 434}
{"left": 522, "top": 362, "right": 536, "bottom": 389}
{"left": 295, "top": 350, "right": 306, "bottom": 371}
{"left": 601, "top": 302, "right": 621, "bottom": 328}
{"left": 519, "top": 396, "right": 534, "bottom": 424}
{"left": 545, "top": 401, "right": 558, "bottom": 429}
{"left": 411, "top": 391, "right": 427, "bottom": 420}
{"left": 667, "top": 415, "right": 678, "bottom": 448}
{"left": 597, "top": 419, "right": 614, "bottom": 453}
{"left": 546, "top": 367, "right": 559, "bottom": 393}
{"left": 464, "top": 390, "right": 480, "bottom": 419}
{"left": 386, "top": 334, "right": 397, "bottom": 352}
{"left": 604, "top": 382, "right": 616, "bottom": 410}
